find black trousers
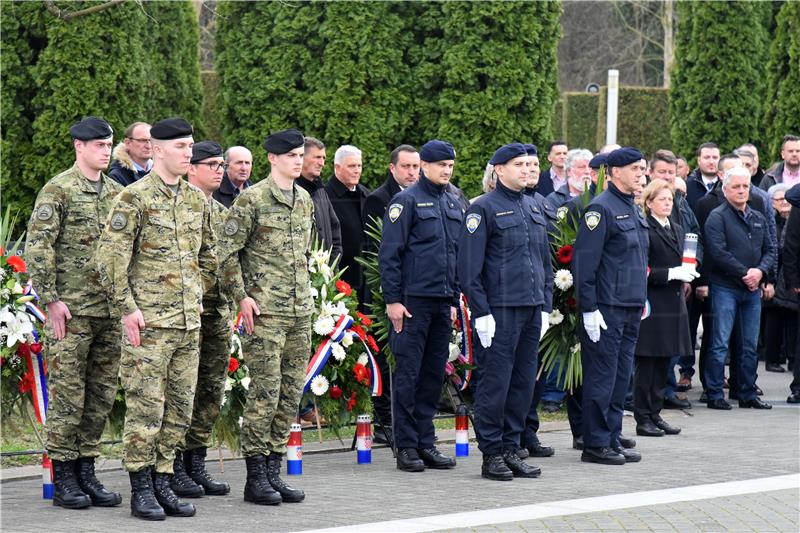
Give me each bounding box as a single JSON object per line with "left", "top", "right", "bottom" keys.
{"left": 791, "top": 311, "right": 800, "bottom": 395}
{"left": 633, "top": 356, "right": 670, "bottom": 424}
{"left": 763, "top": 307, "right": 798, "bottom": 365}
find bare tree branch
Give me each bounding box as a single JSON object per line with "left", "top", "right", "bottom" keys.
{"left": 44, "top": 0, "right": 127, "bottom": 21}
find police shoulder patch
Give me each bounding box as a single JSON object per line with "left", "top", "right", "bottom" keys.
{"left": 556, "top": 206, "right": 568, "bottom": 221}
{"left": 465, "top": 213, "right": 482, "bottom": 234}
{"left": 37, "top": 204, "right": 54, "bottom": 221}
{"left": 110, "top": 212, "right": 127, "bottom": 230}
{"left": 224, "top": 218, "right": 239, "bottom": 236}
{"left": 585, "top": 210, "right": 601, "bottom": 231}
{"left": 388, "top": 203, "right": 403, "bottom": 223}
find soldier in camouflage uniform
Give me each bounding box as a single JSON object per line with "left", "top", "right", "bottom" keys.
{"left": 169, "top": 141, "right": 232, "bottom": 498}
{"left": 25, "top": 117, "right": 124, "bottom": 511}
{"left": 95, "top": 118, "right": 217, "bottom": 521}
{"left": 218, "top": 129, "right": 313, "bottom": 506}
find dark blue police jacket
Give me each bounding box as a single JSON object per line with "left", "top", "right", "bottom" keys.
{"left": 573, "top": 182, "right": 649, "bottom": 312}
{"left": 379, "top": 174, "right": 463, "bottom": 305}
{"left": 458, "top": 179, "right": 554, "bottom": 318}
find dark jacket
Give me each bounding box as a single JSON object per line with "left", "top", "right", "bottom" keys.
{"left": 782, "top": 206, "right": 800, "bottom": 291}
{"left": 535, "top": 167, "right": 563, "bottom": 198}
{"left": 108, "top": 143, "right": 149, "bottom": 186}
{"left": 635, "top": 216, "right": 693, "bottom": 358}
{"left": 325, "top": 176, "right": 370, "bottom": 294}
{"left": 686, "top": 169, "right": 717, "bottom": 213}
{"left": 751, "top": 167, "right": 765, "bottom": 189}
{"left": 759, "top": 162, "right": 787, "bottom": 192}
{"left": 545, "top": 184, "right": 574, "bottom": 209}
{"left": 296, "top": 175, "right": 343, "bottom": 262}
{"left": 213, "top": 173, "right": 252, "bottom": 208}
{"left": 769, "top": 213, "right": 799, "bottom": 310}
{"left": 363, "top": 173, "right": 403, "bottom": 241}
{"left": 786, "top": 183, "right": 800, "bottom": 207}
{"left": 447, "top": 183, "right": 470, "bottom": 211}
{"left": 704, "top": 202, "right": 776, "bottom": 291}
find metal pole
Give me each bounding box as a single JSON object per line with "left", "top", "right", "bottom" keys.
{"left": 606, "top": 69, "right": 619, "bottom": 146}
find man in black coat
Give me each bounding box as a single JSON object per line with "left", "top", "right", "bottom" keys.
{"left": 783, "top": 184, "right": 800, "bottom": 403}
{"left": 108, "top": 122, "right": 152, "bottom": 186}
{"left": 213, "top": 146, "right": 253, "bottom": 208}
{"left": 297, "top": 137, "right": 343, "bottom": 262}
{"left": 363, "top": 145, "right": 420, "bottom": 241}
{"left": 686, "top": 142, "right": 721, "bottom": 213}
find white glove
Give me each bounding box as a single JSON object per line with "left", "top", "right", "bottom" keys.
{"left": 540, "top": 311, "right": 550, "bottom": 340}
{"left": 668, "top": 265, "right": 700, "bottom": 283}
{"left": 582, "top": 310, "right": 607, "bottom": 343}
{"left": 475, "top": 314, "right": 496, "bottom": 348}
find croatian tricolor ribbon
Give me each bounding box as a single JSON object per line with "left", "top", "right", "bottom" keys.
{"left": 358, "top": 336, "right": 383, "bottom": 397}
{"left": 303, "top": 314, "right": 354, "bottom": 394}
{"left": 456, "top": 295, "right": 474, "bottom": 391}
{"left": 25, "top": 330, "right": 48, "bottom": 424}
{"left": 23, "top": 280, "right": 47, "bottom": 323}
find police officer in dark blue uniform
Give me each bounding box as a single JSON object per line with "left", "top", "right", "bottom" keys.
{"left": 379, "top": 139, "right": 463, "bottom": 472}
{"left": 458, "top": 143, "right": 553, "bottom": 481}
{"left": 573, "top": 147, "right": 649, "bottom": 465}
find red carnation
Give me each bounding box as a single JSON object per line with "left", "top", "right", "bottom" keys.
{"left": 555, "top": 245, "right": 573, "bottom": 265}
{"left": 346, "top": 397, "right": 357, "bottom": 412}
{"left": 7, "top": 255, "right": 26, "bottom": 273}
{"left": 335, "top": 280, "right": 352, "bottom": 296}
{"left": 356, "top": 311, "right": 372, "bottom": 327}
{"left": 18, "top": 372, "right": 33, "bottom": 394}
{"left": 567, "top": 297, "right": 577, "bottom": 309}
{"left": 329, "top": 385, "right": 343, "bottom": 399}
{"left": 353, "top": 363, "right": 369, "bottom": 385}
{"left": 366, "top": 335, "right": 379, "bottom": 353}
{"left": 228, "top": 357, "right": 239, "bottom": 373}
{"left": 351, "top": 324, "right": 367, "bottom": 341}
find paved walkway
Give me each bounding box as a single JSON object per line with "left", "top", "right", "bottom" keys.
{"left": 1, "top": 361, "right": 798, "bottom": 532}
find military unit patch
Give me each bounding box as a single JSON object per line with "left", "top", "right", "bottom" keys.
{"left": 224, "top": 218, "right": 239, "bottom": 236}
{"left": 110, "top": 212, "right": 127, "bottom": 230}
{"left": 37, "top": 204, "right": 54, "bottom": 221}
{"left": 465, "top": 213, "right": 482, "bottom": 234}
{"left": 585, "top": 210, "right": 601, "bottom": 231}
{"left": 388, "top": 203, "right": 403, "bottom": 223}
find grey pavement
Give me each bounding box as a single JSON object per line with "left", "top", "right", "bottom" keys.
{"left": 1, "top": 361, "right": 798, "bottom": 532}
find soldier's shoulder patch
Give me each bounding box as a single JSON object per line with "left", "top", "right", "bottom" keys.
{"left": 387, "top": 203, "right": 403, "bottom": 223}
{"left": 110, "top": 211, "right": 128, "bottom": 231}
{"left": 465, "top": 213, "right": 482, "bottom": 234}
{"left": 585, "top": 210, "right": 601, "bottom": 231}
{"left": 36, "top": 204, "right": 54, "bottom": 221}
{"left": 557, "top": 206, "right": 568, "bottom": 221}
{"left": 224, "top": 218, "right": 239, "bottom": 236}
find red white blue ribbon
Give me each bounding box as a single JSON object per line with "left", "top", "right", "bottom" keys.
{"left": 25, "top": 330, "right": 48, "bottom": 424}
{"left": 357, "top": 337, "right": 383, "bottom": 397}
{"left": 455, "top": 295, "right": 474, "bottom": 391}
{"left": 304, "top": 314, "right": 353, "bottom": 394}
{"left": 23, "top": 280, "right": 46, "bottom": 323}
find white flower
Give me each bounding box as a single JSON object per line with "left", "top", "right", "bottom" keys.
{"left": 320, "top": 263, "right": 332, "bottom": 281}
{"left": 230, "top": 335, "right": 242, "bottom": 356}
{"left": 238, "top": 417, "right": 244, "bottom": 427}
{"left": 548, "top": 309, "right": 564, "bottom": 326}
{"left": 314, "top": 316, "right": 335, "bottom": 336}
{"left": 0, "top": 268, "right": 5, "bottom": 282}
{"left": 224, "top": 377, "right": 234, "bottom": 392}
{"left": 312, "top": 248, "right": 330, "bottom": 267}
{"left": 310, "top": 287, "right": 319, "bottom": 299}
{"left": 0, "top": 308, "right": 33, "bottom": 347}
{"left": 554, "top": 269, "right": 573, "bottom": 291}
{"left": 357, "top": 354, "right": 368, "bottom": 366}
{"left": 570, "top": 343, "right": 580, "bottom": 355}
{"left": 320, "top": 301, "right": 336, "bottom": 318}
{"left": 12, "top": 282, "right": 23, "bottom": 295}
{"left": 448, "top": 342, "right": 461, "bottom": 362}
{"left": 240, "top": 377, "right": 251, "bottom": 390}
{"left": 331, "top": 342, "right": 346, "bottom": 361}
{"left": 341, "top": 331, "right": 354, "bottom": 347}
{"left": 335, "top": 301, "right": 348, "bottom": 316}
{"left": 321, "top": 284, "right": 328, "bottom": 301}
{"left": 308, "top": 258, "right": 317, "bottom": 273}
{"left": 311, "top": 374, "right": 329, "bottom": 396}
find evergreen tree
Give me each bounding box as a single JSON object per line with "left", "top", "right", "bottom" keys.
{"left": 765, "top": 0, "right": 800, "bottom": 161}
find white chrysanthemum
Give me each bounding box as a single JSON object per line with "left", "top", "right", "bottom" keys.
{"left": 341, "top": 331, "right": 354, "bottom": 347}
{"left": 331, "top": 342, "right": 346, "bottom": 361}
{"left": 357, "top": 354, "right": 369, "bottom": 366}
{"left": 448, "top": 342, "right": 461, "bottom": 362}
{"left": 310, "top": 287, "right": 319, "bottom": 299}
{"left": 554, "top": 269, "right": 573, "bottom": 291}
{"left": 314, "top": 316, "right": 335, "bottom": 336}
{"left": 311, "top": 374, "right": 329, "bottom": 396}
{"left": 548, "top": 309, "right": 564, "bottom": 326}
{"left": 240, "top": 377, "right": 251, "bottom": 390}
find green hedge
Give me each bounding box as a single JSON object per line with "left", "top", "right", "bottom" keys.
{"left": 201, "top": 71, "right": 222, "bottom": 143}
{"left": 765, "top": 0, "right": 800, "bottom": 160}
{"left": 562, "top": 92, "right": 599, "bottom": 152}
{"left": 596, "top": 87, "right": 671, "bottom": 158}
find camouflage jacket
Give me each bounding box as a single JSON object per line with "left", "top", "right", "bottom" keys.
{"left": 25, "top": 164, "right": 124, "bottom": 318}
{"left": 95, "top": 171, "right": 217, "bottom": 330}
{"left": 202, "top": 197, "right": 231, "bottom": 317}
{"left": 218, "top": 174, "right": 315, "bottom": 317}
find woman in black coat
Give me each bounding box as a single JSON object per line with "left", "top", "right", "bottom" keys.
{"left": 634, "top": 180, "right": 698, "bottom": 437}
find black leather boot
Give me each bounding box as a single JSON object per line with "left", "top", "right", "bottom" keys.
{"left": 481, "top": 454, "right": 513, "bottom": 481}
{"left": 267, "top": 453, "right": 305, "bottom": 502}
{"left": 152, "top": 472, "right": 196, "bottom": 517}
{"left": 76, "top": 457, "right": 122, "bottom": 506}
{"left": 52, "top": 459, "right": 91, "bottom": 509}
{"left": 170, "top": 451, "right": 204, "bottom": 498}
{"left": 243, "top": 454, "right": 282, "bottom": 505}
{"left": 186, "top": 447, "right": 230, "bottom": 496}
{"left": 503, "top": 450, "right": 541, "bottom": 478}
{"left": 129, "top": 468, "right": 166, "bottom": 521}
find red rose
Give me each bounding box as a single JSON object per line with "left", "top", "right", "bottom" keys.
{"left": 228, "top": 357, "right": 239, "bottom": 373}
{"left": 366, "top": 335, "right": 379, "bottom": 353}
{"left": 555, "top": 245, "right": 573, "bottom": 265}
{"left": 335, "top": 280, "right": 352, "bottom": 296}
{"left": 7, "top": 255, "right": 26, "bottom": 273}
{"left": 353, "top": 363, "right": 368, "bottom": 384}
{"left": 567, "top": 297, "right": 577, "bottom": 308}
{"left": 356, "top": 311, "right": 372, "bottom": 327}
{"left": 351, "top": 324, "right": 367, "bottom": 341}
{"left": 329, "top": 385, "right": 343, "bottom": 399}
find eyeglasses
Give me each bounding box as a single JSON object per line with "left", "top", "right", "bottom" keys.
{"left": 127, "top": 137, "right": 152, "bottom": 144}
{"left": 195, "top": 162, "right": 228, "bottom": 172}
{"left": 772, "top": 197, "right": 788, "bottom": 203}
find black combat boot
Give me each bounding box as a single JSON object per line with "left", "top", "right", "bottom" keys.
{"left": 266, "top": 453, "right": 305, "bottom": 502}
{"left": 52, "top": 459, "right": 91, "bottom": 509}
{"left": 170, "top": 451, "right": 204, "bottom": 498}
{"left": 129, "top": 468, "right": 166, "bottom": 521}
{"left": 186, "top": 447, "right": 230, "bottom": 495}
{"left": 152, "top": 472, "right": 196, "bottom": 517}
{"left": 76, "top": 456, "right": 122, "bottom": 506}
{"left": 502, "top": 450, "right": 541, "bottom": 478}
{"left": 243, "top": 454, "right": 282, "bottom": 506}
{"left": 481, "top": 454, "right": 514, "bottom": 481}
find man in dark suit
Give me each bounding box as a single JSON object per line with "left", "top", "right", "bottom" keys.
{"left": 534, "top": 140, "right": 568, "bottom": 197}
{"left": 363, "top": 145, "right": 420, "bottom": 236}
{"left": 686, "top": 142, "right": 720, "bottom": 213}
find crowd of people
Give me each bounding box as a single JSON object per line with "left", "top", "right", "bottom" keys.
{"left": 24, "top": 114, "right": 799, "bottom": 520}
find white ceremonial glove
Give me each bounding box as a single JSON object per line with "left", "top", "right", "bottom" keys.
{"left": 475, "top": 314, "right": 496, "bottom": 348}
{"left": 540, "top": 311, "right": 550, "bottom": 340}
{"left": 668, "top": 265, "right": 700, "bottom": 283}
{"left": 582, "top": 310, "right": 608, "bottom": 343}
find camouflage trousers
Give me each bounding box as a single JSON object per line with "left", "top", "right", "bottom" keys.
{"left": 119, "top": 327, "right": 199, "bottom": 473}
{"left": 240, "top": 314, "right": 311, "bottom": 458}
{"left": 182, "top": 312, "right": 231, "bottom": 451}
{"left": 45, "top": 315, "right": 121, "bottom": 462}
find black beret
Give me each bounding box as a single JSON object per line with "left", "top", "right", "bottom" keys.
{"left": 523, "top": 143, "right": 538, "bottom": 156}
{"left": 606, "top": 147, "right": 644, "bottom": 168}
{"left": 69, "top": 117, "right": 113, "bottom": 141}
{"left": 589, "top": 153, "right": 608, "bottom": 169}
{"left": 419, "top": 140, "right": 456, "bottom": 162}
{"left": 151, "top": 117, "right": 193, "bottom": 140}
{"left": 263, "top": 128, "right": 304, "bottom": 154}
{"left": 489, "top": 143, "right": 528, "bottom": 166}
{"left": 191, "top": 141, "right": 223, "bottom": 163}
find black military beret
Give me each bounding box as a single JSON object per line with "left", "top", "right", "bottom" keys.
{"left": 589, "top": 153, "right": 608, "bottom": 169}
{"left": 69, "top": 116, "right": 113, "bottom": 141}
{"left": 489, "top": 143, "right": 528, "bottom": 166}
{"left": 151, "top": 117, "right": 193, "bottom": 140}
{"left": 263, "top": 128, "right": 305, "bottom": 154}
{"left": 523, "top": 143, "right": 538, "bottom": 156}
{"left": 606, "top": 147, "right": 644, "bottom": 168}
{"left": 419, "top": 140, "right": 456, "bottom": 162}
{"left": 191, "top": 141, "right": 223, "bottom": 163}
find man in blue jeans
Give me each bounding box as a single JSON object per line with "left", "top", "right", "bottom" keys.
{"left": 703, "top": 166, "right": 776, "bottom": 410}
